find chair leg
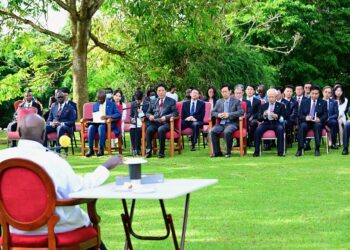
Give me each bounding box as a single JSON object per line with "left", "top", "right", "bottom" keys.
{"left": 119, "top": 137, "right": 123, "bottom": 154}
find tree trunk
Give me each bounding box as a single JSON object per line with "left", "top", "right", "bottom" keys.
{"left": 71, "top": 18, "right": 90, "bottom": 119}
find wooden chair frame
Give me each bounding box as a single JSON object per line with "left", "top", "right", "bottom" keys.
{"left": 0, "top": 158, "right": 100, "bottom": 250}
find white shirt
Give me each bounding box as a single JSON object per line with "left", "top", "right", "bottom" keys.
{"left": 99, "top": 101, "right": 107, "bottom": 116}
{"left": 246, "top": 96, "right": 253, "bottom": 105}
{"left": 24, "top": 101, "right": 33, "bottom": 108}
{"left": 166, "top": 92, "right": 178, "bottom": 102}
{"left": 0, "top": 140, "right": 110, "bottom": 235}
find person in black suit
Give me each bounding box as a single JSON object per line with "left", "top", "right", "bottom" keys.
{"left": 244, "top": 84, "right": 261, "bottom": 146}
{"left": 44, "top": 91, "right": 76, "bottom": 151}
{"left": 7, "top": 90, "right": 43, "bottom": 147}
{"left": 323, "top": 86, "right": 339, "bottom": 149}
{"left": 341, "top": 107, "right": 350, "bottom": 155}
{"left": 145, "top": 83, "right": 179, "bottom": 158}
{"left": 210, "top": 84, "right": 244, "bottom": 158}
{"left": 295, "top": 84, "right": 307, "bottom": 108}
{"left": 295, "top": 86, "right": 328, "bottom": 157}
{"left": 281, "top": 85, "right": 298, "bottom": 147}
{"left": 60, "top": 87, "right": 77, "bottom": 120}
{"left": 130, "top": 90, "right": 149, "bottom": 156}
{"left": 253, "top": 88, "right": 286, "bottom": 157}
{"left": 181, "top": 88, "right": 205, "bottom": 151}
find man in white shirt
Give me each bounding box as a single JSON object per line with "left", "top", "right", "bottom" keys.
{"left": 0, "top": 113, "right": 123, "bottom": 243}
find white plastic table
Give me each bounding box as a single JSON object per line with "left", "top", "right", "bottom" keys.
{"left": 70, "top": 179, "right": 218, "bottom": 250}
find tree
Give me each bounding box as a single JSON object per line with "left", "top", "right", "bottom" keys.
{"left": 0, "top": 0, "right": 126, "bottom": 118}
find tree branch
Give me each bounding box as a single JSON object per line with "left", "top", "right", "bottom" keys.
{"left": 0, "top": 8, "right": 71, "bottom": 44}
{"left": 52, "top": 0, "right": 75, "bottom": 14}
{"left": 89, "top": 0, "right": 104, "bottom": 18}
{"left": 89, "top": 32, "right": 127, "bottom": 57}
{"left": 248, "top": 32, "right": 302, "bottom": 55}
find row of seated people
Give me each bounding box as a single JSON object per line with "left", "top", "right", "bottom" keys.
{"left": 9, "top": 83, "right": 350, "bottom": 158}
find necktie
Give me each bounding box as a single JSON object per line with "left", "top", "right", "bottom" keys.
{"left": 298, "top": 97, "right": 301, "bottom": 106}
{"left": 190, "top": 102, "right": 195, "bottom": 115}
{"left": 310, "top": 101, "right": 316, "bottom": 117}
{"left": 327, "top": 100, "right": 329, "bottom": 111}
{"left": 57, "top": 104, "right": 62, "bottom": 116}
{"left": 270, "top": 103, "right": 274, "bottom": 113}
{"left": 220, "top": 100, "right": 229, "bottom": 125}
{"left": 159, "top": 98, "right": 164, "bottom": 111}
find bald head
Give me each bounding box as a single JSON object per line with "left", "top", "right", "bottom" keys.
{"left": 97, "top": 90, "right": 106, "bottom": 104}
{"left": 18, "top": 113, "right": 46, "bottom": 144}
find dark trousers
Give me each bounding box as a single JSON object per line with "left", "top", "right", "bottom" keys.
{"left": 210, "top": 123, "right": 238, "bottom": 155}
{"left": 343, "top": 122, "right": 350, "bottom": 148}
{"left": 298, "top": 122, "right": 322, "bottom": 150}
{"left": 44, "top": 124, "right": 72, "bottom": 147}
{"left": 130, "top": 127, "right": 142, "bottom": 152}
{"left": 326, "top": 119, "right": 338, "bottom": 145}
{"left": 7, "top": 121, "right": 18, "bottom": 147}
{"left": 247, "top": 119, "right": 259, "bottom": 145}
{"left": 88, "top": 123, "right": 107, "bottom": 150}
{"left": 146, "top": 122, "right": 170, "bottom": 155}
{"left": 285, "top": 120, "right": 295, "bottom": 144}
{"left": 254, "top": 123, "right": 284, "bottom": 154}
{"left": 181, "top": 121, "right": 203, "bottom": 146}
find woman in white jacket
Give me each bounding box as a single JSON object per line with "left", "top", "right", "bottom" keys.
{"left": 333, "top": 84, "right": 348, "bottom": 145}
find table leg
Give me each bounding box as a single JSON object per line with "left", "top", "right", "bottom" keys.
{"left": 120, "top": 195, "right": 191, "bottom": 250}
{"left": 180, "top": 193, "right": 191, "bottom": 250}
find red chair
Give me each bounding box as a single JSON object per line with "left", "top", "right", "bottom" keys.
{"left": 46, "top": 132, "right": 75, "bottom": 155}
{"left": 201, "top": 102, "right": 213, "bottom": 149}
{"left": 0, "top": 158, "right": 101, "bottom": 249}
{"left": 208, "top": 101, "right": 247, "bottom": 156}
{"left": 306, "top": 128, "right": 329, "bottom": 154}
{"left": 260, "top": 129, "right": 286, "bottom": 156}
{"left": 123, "top": 103, "right": 132, "bottom": 150}
{"left": 13, "top": 100, "right": 23, "bottom": 111}
{"left": 141, "top": 102, "right": 182, "bottom": 157}
{"left": 7, "top": 107, "right": 38, "bottom": 147}
{"left": 80, "top": 102, "right": 122, "bottom": 156}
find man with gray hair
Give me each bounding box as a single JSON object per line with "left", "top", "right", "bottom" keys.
{"left": 253, "top": 88, "right": 286, "bottom": 157}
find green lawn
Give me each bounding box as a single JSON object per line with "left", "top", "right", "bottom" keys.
{"left": 1, "top": 132, "right": 350, "bottom": 249}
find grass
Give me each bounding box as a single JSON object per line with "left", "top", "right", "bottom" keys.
{"left": 1, "top": 131, "right": 350, "bottom": 249}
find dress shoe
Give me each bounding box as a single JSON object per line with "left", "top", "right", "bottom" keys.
{"left": 304, "top": 144, "right": 311, "bottom": 151}
{"left": 224, "top": 154, "right": 231, "bottom": 158}
{"left": 158, "top": 153, "right": 165, "bottom": 158}
{"left": 85, "top": 150, "right": 94, "bottom": 157}
{"left": 295, "top": 150, "right": 302, "bottom": 157}
{"left": 190, "top": 145, "right": 196, "bottom": 151}
{"left": 252, "top": 152, "right": 260, "bottom": 157}
{"left": 96, "top": 149, "right": 104, "bottom": 157}
{"left": 330, "top": 144, "right": 338, "bottom": 149}
{"left": 278, "top": 153, "right": 285, "bottom": 157}
{"left": 210, "top": 152, "right": 223, "bottom": 158}
{"left": 314, "top": 149, "right": 320, "bottom": 156}
{"left": 342, "top": 148, "right": 349, "bottom": 155}
{"left": 145, "top": 153, "right": 152, "bottom": 158}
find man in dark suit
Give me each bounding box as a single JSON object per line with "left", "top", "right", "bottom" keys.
{"left": 60, "top": 87, "right": 77, "bottom": 120}
{"left": 145, "top": 83, "right": 179, "bottom": 158}
{"left": 341, "top": 108, "right": 350, "bottom": 155}
{"left": 86, "top": 90, "right": 121, "bottom": 157}
{"left": 181, "top": 88, "right": 205, "bottom": 151}
{"left": 281, "top": 85, "right": 298, "bottom": 147}
{"left": 210, "top": 84, "right": 244, "bottom": 158}
{"left": 7, "top": 89, "right": 43, "bottom": 147}
{"left": 295, "top": 86, "right": 328, "bottom": 157}
{"left": 244, "top": 84, "right": 261, "bottom": 146}
{"left": 295, "top": 84, "right": 307, "bottom": 108}
{"left": 323, "top": 86, "right": 339, "bottom": 149}
{"left": 253, "top": 88, "right": 286, "bottom": 157}
{"left": 130, "top": 90, "right": 149, "bottom": 156}
{"left": 44, "top": 91, "right": 76, "bottom": 150}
